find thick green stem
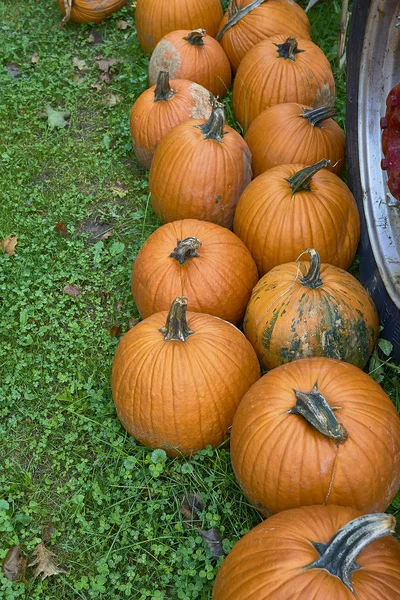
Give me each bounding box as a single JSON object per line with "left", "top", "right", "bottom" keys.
{"left": 183, "top": 29, "right": 206, "bottom": 45}
{"left": 216, "top": 0, "right": 265, "bottom": 41}
{"left": 159, "top": 297, "right": 194, "bottom": 342}
{"left": 285, "top": 159, "right": 330, "bottom": 193}
{"left": 274, "top": 37, "right": 305, "bottom": 61}
{"left": 306, "top": 513, "right": 396, "bottom": 593}
{"left": 197, "top": 100, "right": 225, "bottom": 142}
{"left": 154, "top": 70, "right": 176, "bottom": 102}
{"left": 169, "top": 237, "right": 202, "bottom": 265}
{"left": 300, "top": 106, "right": 337, "bottom": 127}
{"left": 299, "top": 248, "right": 323, "bottom": 289}
{"left": 289, "top": 382, "right": 348, "bottom": 443}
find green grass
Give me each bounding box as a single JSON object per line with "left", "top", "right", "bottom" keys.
{"left": 0, "top": 0, "right": 399, "bottom": 598}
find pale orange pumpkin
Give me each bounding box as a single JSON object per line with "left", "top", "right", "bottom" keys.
{"left": 57, "top": 0, "right": 126, "bottom": 23}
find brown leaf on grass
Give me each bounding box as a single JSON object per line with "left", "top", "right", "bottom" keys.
{"left": 54, "top": 222, "right": 67, "bottom": 237}
{"left": 109, "top": 324, "right": 123, "bottom": 338}
{"left": 99, "top": 230, "right": 113, "bottom": 241}
{"left": 128, "top": 318, "right": 138, "bottom": 329}
{"left": 91, "top": 82, "right": 102, "bottom": 91}
{"left": 116, "top": 20, "right": 130, "bottom": 30}
{"left": 2, "top": 546, "right": 27, "bottom": 582}
{"left": 7, "top": 63, "right": 20, "bottom": 77}
{"left": 31, "top": 53, "right": 40, "bottom": 64}
{"left": 28, "top": 542, "right": 66, "bottom": 580}
{"left": 63, "top": 284, "right": 81, "bottom": 298}
{"left": 87, "top": 31, "right": 104, "bottom": 45}
{"left": 101, "top": 93, "right": 121, "bottom": 107}
{"left": 72, "top": 57, "right": 87, "bottom": 71}
{"left": 1, "top": 234, "right": 18, "bottom": 255}
{"left": 115, "top": 301, "right": 123, "bottom": 312}
{"left": 180, "top": 493, "right": 204, "bottom": 524}
{"left": 41, "top": 523, "right": 56, "bottom": 544}
{"left": 199, "top": 528, "right": 225, "bottom": 559}
{"left": 96, "top": 58, "right": 118, "bottom": 84}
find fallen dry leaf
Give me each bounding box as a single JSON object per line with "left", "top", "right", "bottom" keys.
{"left": 96, "top": 58, "right": 118, "bottom": 84}
{"left": 109, "top": 324, "right": 123, "bottom": 338}
{"left": 116, "top": 20, "right": 130, "bottom": 30}
{"left": 54, "top": 223, "right": 67, "bottom": 237}
{"left": 31, "top": 53, "right": 40, "bottom": 64}
{"left": 91, "top": 82, "right": 102, "bottom": 91}
{"left": 180, "top": 493, "right": 204, "bottom": 524}
{"left": 87, "top": 31, "right": 104, "bottom": 45}
{"left": 128, "top": 318, "right": 138, "bottom": 329}
{"left": 63, "top": 284, "right": 81, "bottom": 298}
{"left": 28, "top": 542, "right": 66, "bottom": 580}
{"left": 1, "top": 234, "right": 18, "bottom": 255}
{"left": 7, "top": 63, "right": 20, "bottom": 77}
{"left": 115, "top": 301, "right": 123, "bottom": 312}
{"left": 2, "top": 546, "right": 26, "bottom": 582}
{"left": 101, "top": 93, "right": 121, "bottom": 107}
{"left": 99, "top": 230, "right": 113, "bottom": 241}
{"left": 41, "top": 523, "right": 56, "bottom": 544}
{"left": 72, "top": 57, "right": 87, "bottom": 71}
{"left": 199, "top": 528, "right": 225, "bottom": 559}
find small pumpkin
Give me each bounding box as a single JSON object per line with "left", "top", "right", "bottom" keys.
{"left": 244, "top": 248, "right": 378, "bottom": 370}
{"left": 230, "top": 357, "right": 400, "bottom": 515}
{"left": 233, "top": 35, "right": 335, "bottom": 130}
{"left": 213, "top": 507, "right": 400, "bottom": 600}
{"left": 135, "top": 0, "right": 223, "bottom": 53}
{"left": 233, "top": 159, "right": 360, "bottom": 275}
{"left": 131, "top": 219, "right": 258, "bottom": 323}
{"left": 58, "top": 0, "right": 126, "bottom": 23}
{"left": 111, "top": 297, "right": 260, "bottom": 456}
{"left": 245, "top": 103, "right": 345, "bottom": 177}
{"left": 150, "top": 100, "right": 252, "bottom": 228}
{"left": 216, "top": 0, "right": 310, "bottom": 72}
{"left": 148, "top": 29, "right": 232, "bottom": 99}
{"left": 130, "top": 71, "right": 213, "bottom": 169}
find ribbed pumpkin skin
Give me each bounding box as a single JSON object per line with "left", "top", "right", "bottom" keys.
{"left": 212, "top": 505, "right": 400, "bottom": 600}
{"left": 149, "top": 119, "right": 252, "bottom": 228}
{"left": 135, "top": 0, "right": 223, "bottom": 53}
{"left": 111, "top": 311, "right": 260, "bottom": 456}
{"left": 130, "top": 79, "right": 212, "bottom": 169}
{"left": 233, "top": 35, "right": 335, "bottom": 130}
{"left": 244, "top": 260, "right": 379, "bottom": 370}
{"left": 245, "top": 103, "right": 345, "bottom": 177}
{"left": 57, "top": 0, "right": 126, "bottom": 22}
{"left": 132, "top": 219, "right": 258, "bottom": 323}
{"left": 148, "top": 30, "right": 232, "bottom": 99}
{"left": 233, "top": 164, "right": 360, "bottom": 275}
{"left": 230, "top": 358, "right": 400, "bottom": 515}
{"left": 217, "top": 0, "right": 310, "bottom": 72}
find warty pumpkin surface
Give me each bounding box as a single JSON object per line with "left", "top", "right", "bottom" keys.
{"left": 57, "top": 0, "right": 126, "bottom": 23}
{"left": 233, "top": 35, "right": 335, "bottom": 130}
{"left": 111, "top": 297, "right": 260, "bottom": 457}
{"left": 212, "top": 506, "right": 400, "bottom": 600}
{"left": 130, "top": 71, "right": 212, "bottom": 169}
{"left": 245, "top": 103, "right": 345, "bottom": 177}
{"left": 148, "top": 29, "right": 232, "bottom": 99}
{"left": 244, "top": 248, "right": 378, "bottom": 370}
{"left": 216, "top": 0, "right": 310, "bottom": 72}
{"left": 233, "top": 159, "right": 360, "bottom": 275}
{"left": 230, "top": 357, "right": 400, "bottom": 515}
{"left": 135, "top": 0, "right": 223, "bottom": 53}
{"left": 149, "top": 101, "right": 252, "bottom": 228}
{"left": 131, "top": 219, "right": 258, "bottom": 323}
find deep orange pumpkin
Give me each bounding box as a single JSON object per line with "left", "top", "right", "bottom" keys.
{"left": 233, "top": 160, "right": 360, "bottom": 275}
{"left": 130, "top": 71, "right": 212, "bottom": 169}
{"left": 216, "top": 0, "right": 310, "bottom": 72}
{"left": 233, "top": 35, "right": 335, "bottom": 130}
{"left": 149, "top": 101, "right": 252, "bottom": 228}
{"left": 57, "top": 0, "right": 126, "bottom": 23}
{"left": 230, "top": 357, "right": 400, "bottom": 515}
{"left": 213, "top": 507, "right": 400, "bottom": 600}
{"left": 111, "top": 297, "right": 260, "bottom": 456}
{"left": 245, "top": 103, "right": 345, "bottom": 177}
{"left": 131, "top": 219, "right": 258, "bottom": 323}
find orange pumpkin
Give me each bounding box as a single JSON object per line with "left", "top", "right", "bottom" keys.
{"left": 230, "top": 357, "right": 400, "bottom": 515}
{"left": 148, "top": 29, "right": 232, "bottom": 99}
{"left": 244, "top": 248, "right": 379, "bottom": 370}
{"left": 130, "top": 71, "right": 212, "bottom": 169}
{"left": 245, "top": 103, "right": 345, "bottom": 177}
{"left": 213, "top": 507, "right": 400, "bottom": 600}
{"left": 149, "top": 100, "right": 252, "bottom": 228}
{"left": 57, "top": 0, "right": 126, "bottom": 23}
{"left": 216, "top": 0, "right": 310, "bottom": 72}
{"left": 131, "top": 219, "right": 258, "bottom": 323}
{"left": 111, "top": 297, "right": 260, "bottom": 456}
{"left": 233, "top": 160, "right": 360, "bottom": 275}
{"left": 233, "top": 35, "right": 335, "bottom": 130}
{"left": 135, "top": 0, "right": 223, "bottom": 53}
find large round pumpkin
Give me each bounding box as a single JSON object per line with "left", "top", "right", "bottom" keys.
{"left": 132, "top": 219, "right": 258, "bottom": 323}
{"left": 245, "top": 103, "right": 345, "bottom": 177}
{"left": 213, "top": 506, "right": 400, "bottom": 599}
{"left": 148, "top": 29, "right": 232, "bottom": 99}
{"left": 58, "top": 0, "right": 126, "bottom": 23}
{"left": 233, "top": 35, "right": 335, "bottom": 130}
{"left": 130, "top": 71, "right": 212, "bottom": 169}
{"left": 244, "top": 248, "right": 378, "bottom": 370}
{"left": 112, "top": 297, "right": 260, "bottom": 456}
{"left": 149, "top": 100, "right": 252, "bottom": 228}
{"left": 230, "top": 357, "right": 400, "bottom": 515}
{"left": 135, "top": 0, "right": 223, "bottom": 53}
{"left": 216, "top": 0, "right": 310, "bottom": 72}
{"left": 233, "top": 159, "right": 360, "bottom": 275}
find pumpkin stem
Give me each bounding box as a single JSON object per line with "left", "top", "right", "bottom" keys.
{"left": 301, "top": 106, "right": 337, "bottom": 127}
{"left": 197, "top": 100, "right": 225, "bottom": 142}
{"left": 216, "top": 0, "right": 265, "bottom": 41}
{"left": 299, "top": 248, "right": 323, "bottom": 289}
{"left": 183, "top": 29, "right": 206, "bottom": 45}
{"left": 159, "top": 297, "right": 194, "bottom": 342}
{"left": 274, "top": 37, "right": 305, "bottom": 61}
{"left": 306, "top": 513, "right": 396, "bottom": 593}
{"left": 169, "top": 237, "right": 202, "bottom": 265}
{"left": 154, "top": 70, "right": 177, "bottom": 102}
{"left": 289, "top": 382, "right": 348, "bottom": 443}
{"left": 285, "top": 159, "right": 330, "bottom": 194}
